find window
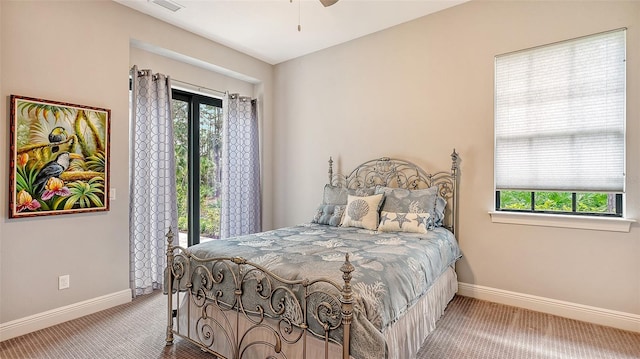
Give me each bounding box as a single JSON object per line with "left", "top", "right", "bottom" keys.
{"left": 172, "top": 89, "right": 223, "bottom": 246}
{"left": 494, "top": 29, "right": 626, "bottom": 218}
{"left": 496, "top": 191, "right": 622, "bottom": 216}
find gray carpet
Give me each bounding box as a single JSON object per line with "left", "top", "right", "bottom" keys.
{"left": 1, "top": 292, "right": 638, "bottom": 359}
{"left": 417, "top": 296, "right": 640, "bottom": 359}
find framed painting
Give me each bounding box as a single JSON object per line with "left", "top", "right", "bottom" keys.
{"left": 9, "top": 95, "right": 110, "bottom": 218}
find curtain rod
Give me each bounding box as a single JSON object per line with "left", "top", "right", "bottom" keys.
{"left": 171, "top": 78, "right": 226, "bottom": 96}
{"left": 132, "top": 67, "right": 227, "bottom": 97}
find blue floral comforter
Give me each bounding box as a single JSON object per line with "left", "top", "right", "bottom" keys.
{"left": 177, "top": 223, "right": 461, "bottom": 358}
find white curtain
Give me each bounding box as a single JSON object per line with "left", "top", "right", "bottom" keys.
{"left": 129, "top": 66, "right": 178, "bottom": 298}
{"left": 220, "top": 93, "right": 261, "bottom": 238}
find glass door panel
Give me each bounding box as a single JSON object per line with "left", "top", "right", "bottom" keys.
{"left": 172, "top": 97, "right": 189, "bottom": 248}
{"left": 198, "top": 103, "right": 223, "bottom": 243}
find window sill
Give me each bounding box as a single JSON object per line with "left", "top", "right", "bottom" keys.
{"left": 489, "top": 211, "right": 635, "bottom": 232}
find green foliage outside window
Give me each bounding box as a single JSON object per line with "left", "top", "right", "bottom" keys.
{"left": 499, "top": 190, "right": 531, "bottom": 210}
{"left": 576, "top": 193, "right": 610, "bottom": 213}
{"left": 499, "top": 191, "right": 614, "bottom": 214}
{"left": 173, "top": 100, "right": 189, "bottom": 232}
{"left": 535, "top": 192, "right": 572, "bottom": 212}
{"left": 197, "top": 103, "right": 223, "bottom": 238}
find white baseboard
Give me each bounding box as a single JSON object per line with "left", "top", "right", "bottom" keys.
{"left": 457, "top": 282, "right": 640, "bottom": 333}
{"left": 0, "top": 289, "right": 131, "bottom": 341}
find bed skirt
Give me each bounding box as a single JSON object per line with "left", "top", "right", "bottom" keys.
{"left": 383, "top": 266, "right": 458, "bottom": 359}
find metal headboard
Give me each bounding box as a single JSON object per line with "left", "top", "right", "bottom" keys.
{"left": 328, "top": 149, "right": 460, "bottom": 235}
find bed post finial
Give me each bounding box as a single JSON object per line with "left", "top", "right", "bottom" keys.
{"left": 340, "top": 253, "right": 354, "bottom": 359}
{"left": 341, "top": 253, "right": 354, "bottom": 287}
{"left": 166, "top": 227, "right": 174, "bottom": 246}
{"left": 328, "top": 156, "right": 334, "bottom": 185}
{"left": 451, "top": 149, "right": 459, "bottom": 176}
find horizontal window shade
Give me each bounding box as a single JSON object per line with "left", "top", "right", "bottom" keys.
{"left": 495, "top": 29, "right": 625, "bottom": 192}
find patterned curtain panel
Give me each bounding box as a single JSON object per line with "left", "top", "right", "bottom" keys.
{"left": 129, "top": 66, "right": 178, "bottom": 298}
{"left": 220, "top": 94, "right": 261, "bottom": 238}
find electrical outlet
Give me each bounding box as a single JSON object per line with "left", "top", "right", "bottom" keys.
{"left": 58, "top": 275, "right": 70, "bottom": 290}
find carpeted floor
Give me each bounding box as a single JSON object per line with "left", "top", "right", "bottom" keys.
{"left": 1, "top": 292, "right": 638, "bottom": 359}
{"left": 416, "top": 296, "right": 640, "bottom": 359}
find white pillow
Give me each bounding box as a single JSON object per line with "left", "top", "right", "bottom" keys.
{"left": 341, "top": 194, "right": 384, "bottom": 231}
{"left": 378, "top": 211, "right": 430, "bottom": 234}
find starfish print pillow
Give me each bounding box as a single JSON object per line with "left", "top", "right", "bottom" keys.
{"left": 377, "top": 211, "right": 430, "bottom": 234}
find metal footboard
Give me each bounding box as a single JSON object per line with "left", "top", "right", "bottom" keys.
{"left": 165, "top": 229, "right": 354, "bottom": 359}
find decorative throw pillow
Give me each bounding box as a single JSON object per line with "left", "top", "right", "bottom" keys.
{"left": 312, "top": 204, "right": 345, "bottom": 226}
{"left": 340, "top": 194, "right": 384, "bottom": 230}
{"left": 323, "top": 184, "right": 376, "bottom": 205}
{"left": 434, "top": 195, "right": 447, "bottom": 227}
{"left": 378, "top": 211, "right": 430, "bottom": 234}
{"left": 375, "top": 186, "right": 439, "bottom": 229}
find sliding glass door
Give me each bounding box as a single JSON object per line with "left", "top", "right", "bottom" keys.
{"left": 172, "top": 89, "right": 223, "bottom": 246}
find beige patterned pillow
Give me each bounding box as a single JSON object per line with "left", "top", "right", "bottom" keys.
{"left": 378, "top": 211, "right": 430, "bottom": 234}
{"left": 341, "top": 194, "right": 384, "bottom": 230}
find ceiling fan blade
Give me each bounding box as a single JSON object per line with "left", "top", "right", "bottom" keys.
{"left": 319, "top": 0, "right": 339, "bottom": 7}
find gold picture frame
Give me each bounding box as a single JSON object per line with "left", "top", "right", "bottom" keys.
{"left": 9, "top": 95, "right": 110, "bottom": 218}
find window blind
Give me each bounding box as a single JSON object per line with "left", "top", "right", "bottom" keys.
{"left": 495, "top": 29, "right": 626, "bottom": 192}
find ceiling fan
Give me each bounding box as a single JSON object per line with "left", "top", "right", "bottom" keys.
{"left": 291, "top": 0, "right": 339, "bottom": 31}
{"left": 319, "top": 0, "right": 339, "bottom": 6}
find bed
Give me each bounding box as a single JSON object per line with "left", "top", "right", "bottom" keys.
{"left": 165, "top": 150, "right": 461, "bottom": 359}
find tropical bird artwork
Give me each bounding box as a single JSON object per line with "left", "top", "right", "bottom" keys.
{"left": 48, "top": 126, "right": 68, "bottom": 143}
{"left": 32, "top": 152, "right": 82, "bottom": 195}
{"left": 48, "top": 126, "right": 68, "bottom": 154}
{"left": 10, "top": 95, "right": 110, "bottom": 218}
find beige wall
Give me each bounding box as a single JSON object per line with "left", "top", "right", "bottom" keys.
{"left": 273, "top": 0, "right": 640, "bottom": 314}
{"left": 0, "top": 1, "right": 273, "bottom": 324}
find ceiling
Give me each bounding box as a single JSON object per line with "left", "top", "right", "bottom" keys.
{"left": 115, "top": 0, "right": 468, "bottom": 65}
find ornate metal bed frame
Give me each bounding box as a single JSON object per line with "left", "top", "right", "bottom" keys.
{"left": 165, "top": 149, "right": 459, "bottom": 359}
